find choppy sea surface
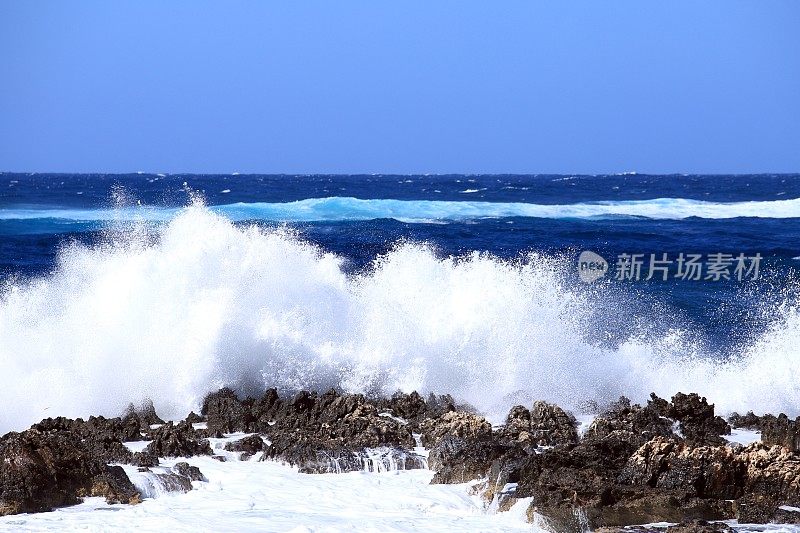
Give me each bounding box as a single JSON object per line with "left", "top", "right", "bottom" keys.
{"left": 1, "top": 173, "right": 799, "bottom": 432}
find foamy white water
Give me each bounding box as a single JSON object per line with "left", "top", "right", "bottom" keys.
{"left": 0, "top": 455, "right": 536, "bottom": 532}
{"left": 0, "top": 432, "right": 795, "bottom": 532}
{"left": 0, "top": 203, "right": 799, "bottom": 432}
{"left": 2, "top": 196, "right": 800, "bottom": 223}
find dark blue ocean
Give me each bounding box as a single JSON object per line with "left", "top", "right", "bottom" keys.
{"left": 1, "top": 173, "right": 799, "bottom": 428}
{"left": 3, "top": 173, "right": 799, "bottom": 344}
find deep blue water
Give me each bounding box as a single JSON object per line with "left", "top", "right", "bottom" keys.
{"left": 2, "top": 173, "right": 799, "bottom": 351}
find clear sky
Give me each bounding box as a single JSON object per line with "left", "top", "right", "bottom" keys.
{"left": 1, "top": 1, "right": 798, "bottom": 174}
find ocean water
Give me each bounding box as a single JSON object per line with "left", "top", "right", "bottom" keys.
{"left": 1, "top": 173, "right": 799, "bottom": 432}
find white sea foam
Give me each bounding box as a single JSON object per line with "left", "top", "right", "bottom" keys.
{"left": 0, "top": 456, "right": 537, "bottom": 532}
{"left": 0, "top": 203, "right": 798, "bottom": 433}
{"left": 1, "top": 196, "right": 800, "bottom": 223}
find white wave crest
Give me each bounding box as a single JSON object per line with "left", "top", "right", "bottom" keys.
{"left": 0, "top": 204, "right": 798, "bottom": 432}
{"left": 1, "top": 196, "right": 800, "bottom": 223}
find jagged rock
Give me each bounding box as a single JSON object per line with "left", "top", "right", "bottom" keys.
{"left": 665, "top": 520, "right": 733, "bottom": 533}
{"left": 375, "top": 391, "right": 430, "bottom": 427}
{"left": 34, "top": 414, "right": 142, "bottom": 444}
{"left": 618, "top": 437, "right": 745, "bottom": 500}
{"left": 224, "top": 434, "right": 265, "bottom": 458}
{"left": 738, "top": 443, "right": 800, "bottom": 501}
{"left": 428, "top": 435, "right": 507, "bottom": 484}
{"left": 614, "top": 438, "right": 800, "bottom": 525}
{"left": 88, "top": 439, "right": 134, "bottom": 464}
{"left": 144, "top": 421, "right": 212, "bottom": 458}
{"left": 517, "top": 438, "right": 650, "bottom": 527}
{"left": 505, "top": 405, "right": 531, "bottom": 432}
{"left": 529, "top": 401, "right": 579, "bottom": 446}
{"left": 202, "top": 388, "right": 252, "bottom": 434}
{"left": 130, "top": 451, "right": 160, "bottom": 467}
{"left": 375, "top": 391, "right": 460, "bottom": 429}
{"left": 585, "top": 397, "right": 674, "bottom": 451}
{"left": 419, "top": 411, "right": 492, "bottom": 448}
{"left": 528, "top": 492, "right": 732, "bottom": 533}
{"left": 663, "top": 393, "right": 731, "bottom": 444}
{"left": 251, "top": 387, "right": 282, "bottom": 428}
{"left": 761, "top": 414, "right": 800, "bottom": 452}
{"left": 185, "top": 411, "right": 203, "bottom": 425}
{"left": 87, "top": 465, "right": 141, "bottom": 504}
{"left": 0, "top": 429, "right": 101, "bottom": 515}
{"left": 173, "top": 462, "right": 206, "bottom": 482}
{"left": 735, "top": 493, "right": 779, "bottom": 523}
{"left": 497, "top": 402, "right": 578, "bottom": 450}
{"left": 513, "top": 397, "right": 739, "bottom": 530}
{"left": 0, "top": 429, "right": 139, "bottom": 515}
{"left": 774, "top": 505, "right": 800, "bottom": 524}
{"left": 123, "top": 399, "right": 165, "bottom": 429}
{"left": 729, "top": 411, "right": 766, "bottom": 431}
{"left": 152, "top": 472, "right": 193, "bottom": 493}
{"left": 262, "top": 404, "right": 416, "bottom": 472}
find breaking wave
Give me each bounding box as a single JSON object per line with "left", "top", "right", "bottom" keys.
{"left": 1, "top": 196, "right": 800, "bottom": 224}
{"left": 0, "top": 203, "right": 799, "bottom": 432}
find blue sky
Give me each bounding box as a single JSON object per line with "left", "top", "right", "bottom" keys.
{"left": 1, "top": 1, "right": 798, "bottom": 174}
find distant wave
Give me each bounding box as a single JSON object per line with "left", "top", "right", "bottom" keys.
{"left": 1, "top": 196, "right": 800, "bottom": 224}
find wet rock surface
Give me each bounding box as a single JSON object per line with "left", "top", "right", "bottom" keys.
{"left": 664, "top": 520, "right": 734, "bottom": 533}
{"left": 760, "top": 414, "right": 800, "bottom": 452}
{"left": 4, "top": 387, "right": 800, "bottom": 527}
{"left": 143, "top": 421, "right": 212, "bottom": 458}
{"left": 224, "top": 434, "right": 265, "bottom": 460}
{"left": 204, "top": 388, "right": 426, "bottom": 471}
{"left": 88, "top": 465, "right": 141, "bottom": 505}
{"left": 172, "top": 462, "right": 206, "bottom": 482}
{"left": 0, "top": 429, "right": 137, "bottom": 515}
{"left": 426, "top": 392, "right": 800, "bottom": 529}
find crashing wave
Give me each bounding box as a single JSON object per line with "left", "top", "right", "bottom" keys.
{"left": 0, "top": 203, "right": 799, "bottom": 433}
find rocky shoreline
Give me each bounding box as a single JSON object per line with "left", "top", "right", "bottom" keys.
{"left": 2, "top": 389, "right": 800, "bottom": 532}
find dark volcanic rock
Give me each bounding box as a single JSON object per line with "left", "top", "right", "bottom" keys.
{"left": 185, "top": 411, "right": 203, "bottom": 425}
{"left": 130, "top": 451, "right": 160, "bottom": 467}
{"left": 429, "top": 393, "right": 773, "bottom": 529}
{"left": 375, "top": 391, "right": 458, "bottom": 429}
{"left": 584, "top": 396, "right": 674, "bottom": 451}
{"left": 0, "top": 429, "right": 139, "bottom": 515}
{"left": 152, "top": 472, "right": 193, "bottom": 493}
{"left": 124, "top": 399, "right": 165, "bottom": 429}
{"left": 144, "top": 421, "right": 212, "bottom": 458}
{"left": 224, "top": 435, "right": 265, "bottom": 459}
{"left": 728, "top": 411, "right": 767, "bottom": 432}
{"left": 0, "top": 429, "right": 100, "bottom": 515}
{"left": 202, "top": 388, "right": 253, "bottom": 434}
{"left": 529, "top": 401, "right": 579, "bottom": 446}
{"left": 735, "top": 493, "right": 779, "bottom": 523}
{"left": 173, "top": 462, "right": 206, "bottom": 482}
{"left": 88, "top": 465, "right": 141, "bottom": 505}
{"left": 420, "top": 411, "right": 492, "bottom": 448}
{"left": 618, "top": 437, "right": 745, "bottom": 500}
{"left": 428, "top": 435, "right": 507, "bottom": 484}
{"left": 31, "top": 414, "right": 152, "bottom": 465}
{"left": 246, "top": 387, "right": 428, "bottom": 472}
{"left": 738, "top": 443, "right": 800, "bottom": 502}
{"left": 661, "top": 393, "right": 731, "bottom": 445}
{"left": 9, "top": 386, "right": 794, "bottom": 527}
{"left": 497, "top": 401, "right": 578, "bottom": 450}
{"left": 665, "top": 520, "right": 733, "bottom": 533}
{"left": 645, "top": 392, "right": 731, "bottom": 444}
{"left": 761, "top": 414, "right": 800, "bottom": 452}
